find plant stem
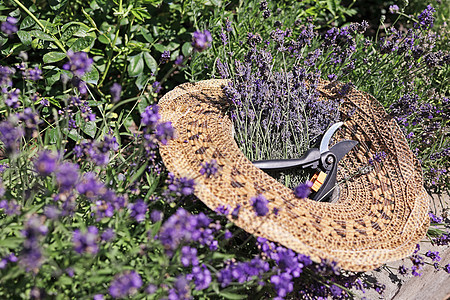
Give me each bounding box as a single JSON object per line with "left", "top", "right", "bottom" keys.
{"left": 12, "top": 0, "right": 66, "bottom": 53}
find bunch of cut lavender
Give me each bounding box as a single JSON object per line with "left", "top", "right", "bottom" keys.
{"left": 221, "top": 42, "right": 340, "bottom": 188}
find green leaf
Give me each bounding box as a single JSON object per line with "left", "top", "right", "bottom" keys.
{"left": 20, "top": 16, "right": 35, "bottom": 29}
{"left": 182, "top": 42, "right": 193, "bottom": 57}
{"left": 45, "top": 127, "right": 60, "bottom": 145}
{"left": 29, "top": 30, "right": 54, "bottom": 41}
{"left": 0, "top": 237, "right": 23, "bottom": 248}
{"left": 82, "top": 65, "right": 99, "bottom": 84}
{"left": 44, "top": 68, "right": 61, "bottom": 86}
{"left": 140, "top": 27, "right": 153, "bottom": 43}
{"left": 69, "top": 36, "right": 95, "bottom": 52}
{"left": 143, "top": 52, "right": 157, "bottom": 73}
{"left": 326, "top": 0, "right": 337, "bottom": 16}
{"left": 81, "top": 120, "right": 97, "bottom": 138}
{"left": 17, "top": 30, "right": 32, "bottom": 46}
{"left": 135, "top": 72, "right": 150, "bottom": 90}
{"left": 43, "top": 52, "right": 67, "bottom": 64}
{"left": 48, "top": 0, "right": 69, "bottom": 10}
{"left": 129, "top": 162, "right": 148, "bottom": 184}
{"left": 219, "top": 292, "right": 248, "bottom": 300}
{"left": 128, "top": 53, "right": 145, "bottom": 77}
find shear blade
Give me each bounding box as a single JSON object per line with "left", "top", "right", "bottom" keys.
{"left": 319, "top": 122, "right": 344, "bottom": 154}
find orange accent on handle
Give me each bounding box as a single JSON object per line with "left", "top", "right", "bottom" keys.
{"left": 311, "top": 171, "right": 327, "bottom": 192}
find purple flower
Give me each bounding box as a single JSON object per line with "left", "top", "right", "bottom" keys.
{"left": 0, "top": 200, "right": 21, "bottom": 215}
{"left": 0, "top": 66, "right": 15, "bottom": 91}
{"left": 55, "top": 162, "right": 80, "bottom": 191}
{"left": 192, "top": 30, "right": 212, "bottom": 52}
{"left": 416, "top": 5, "right": 436, "bottom": 30}
{"left": 101, "top": 228, "right": 115, "bottom": 242}
{"left": 44, "top": 205, "right": 60, "bottom": 220}
{"left": 389, "top": 5, "right": 399, "bottom": 14}
{"left": 1, "top": 17, "right": 18, "bottom": 36}
{"left": 189, "top": 264, "right": 211, "bottom": 290}
{"left": 199, "top": 159, "right": 219, "bottom": 178}
{"left": 166, "top": 173, "right": 195, "bottom": 198}
{"left": 251, "top": 194, "right": 269, "bottom": 216}
{"left": 175, "top": 55, "right": 184, "bottom": 66}
{"left": 398, "top": 265, "right": 408, "bottom": 275}
{"left": 444, "top": 264, "right": 450, "bottom": 273}
{"left": 231, "top": 204, "right": 241, "bottom": 219}
{"left": 129, "top": 199, "right": 147, "bottom": 223}
{"left": 25, "top": 67, "right": 43, "bottom": 81}
{"left": 73, "top": 226, "right": 99, "bottom": 255}
{"left": 0, "top": 119, "right": 24, "bottom": 156}
{"left": 168, "top": 276, "right": 190, "bottom": 299}
{"left": 93, "top": 295, "right": 104, "bottom": 300}
{"left": 294, "top": 181, "right": 313, "bottom": 199}
{"left": 76, "top": 172, "right": 106, "bottom": 199}
{"left": 429, "top": 212, "right": 443, "bottom": 223}
{"left": 180, "top": 246, "right": 199, "bottom": 267}
{"left": 158, "top": 208, "right": 214, "bottom": 255}
{"left": 34, "top": 151, "right": 58, "bottom": 176}
{"left": 425, "top": 251, "right": 441, "bottom": 262}
{"left": 63, "top": 50, "right": 93, "bottom": 77}
{"left": 150, "top": 210, "right": 163, "bottom": 222}
{"left": 5, "top": 88, "right": 20, "bottom": 108}
{"left": 155, "top": 122, "right": 175, "bottom": 145}
{"left": 20, "top": 215, "right": 47, "bottom": 273}
{"left": 152, "top": 81, "right": 162, "bottom": 93}
{"left": 110, "top": 83, "right": 122, "bottom": 102}
{"left": 271, "top": 273, "right": 293, "bottom": 298}
{"left": 160, "top": 50, "right": 170, "bottom": 64}
{"left": 109, "top": 271, "right": 143, "bottom": 298}
{"left": 369, "top": 151, "right": 387, "bottom": 165}
{"left": 145, "top": 284, "right": 157, "bottom": 294}
{"left": 141, "top": 105, "right": 160, "bottom": 128}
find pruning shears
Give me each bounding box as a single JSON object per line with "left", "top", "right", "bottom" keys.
{"left": 252, "top": 122, "right": 358, "bottom": 201}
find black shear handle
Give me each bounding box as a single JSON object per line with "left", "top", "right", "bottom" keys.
{"left": 252, "top": 148, "right": 321, "bottom": 171}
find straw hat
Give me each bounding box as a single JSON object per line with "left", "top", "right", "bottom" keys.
{"left": 158, "top": 79, "right": 429, "bottom": 271}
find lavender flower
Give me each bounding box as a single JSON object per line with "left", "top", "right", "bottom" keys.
{"left": 160, "top": 50, "right": 170, "bottom": 64}
{"left": 180, "top": 246, "right": 199, "bottom": 267}
{"left": 20, "top": 215, "right": 47, "bottom": 273}
{"left": 63, "top": 50, "right": 93, "bottom": 77}
{"left": 175, "top": 55, "right": 184, "bottom": 66}
{"left": 158, "top": 208, "right": 214, "bottom": 255}
{"left": 110, "top": 83, "right": 122, "bottom": 102}
{"left": 429, "top": 212, "right": 443, "bottom": 223}
{"left": 155, "top": 122, "right": 175, "bottom": 145}
{"left": 389, "top": 5, "right": 399, "bottom": 14}
{"left": 0, "top": 66, "right": 14, "bottom": 92}
{"left": 444, "top": 264, "right": 450, "bottom": 274}
{"left": 73, "top": 226, "right": 99, "bottom": 254}
{"left": 192, "top": 30, "right": 212, "bottom": 52}
{"left": 271, "top": 273, "right": 293, "bottom": 298}
{"left": 416, "top": 5, "right": 436, "bottom": 30}
{"left": 189, "top": 264, "right": 211, "bottom": 290}
{"left": 25, "top": 67, "right": 43, "bottom": 81}
{"left": 231, "top": 204, "right": 241, "bottom": 219}
{"left": 294, "top": 181, "right": 313, "bottom": 199}
{"left": 101, "top": 228, "right": 115, "bottom": 242}
{"left": 34, "top": 151, "right": 58, "bottom": 176}
{"left": 251, "top": 194, "right": 269, "bottom": 216}
{"left": 109, "top": 271, "right": 143, "bottom": 298}
{"left": 0, "top": 119, "right": 24, "bottom": 156}
{"left": 129, "top": 199, "right": 147, "bottom": 223}
{"left": 166, "top": 173, "right": 195, "bottom": 198}
{"left": 1, "top": 17, "right": 18, "bottom": 36}
{"left": 199, "top": 159, "right": 219, "bottom": 178}
{"left": 141, "top": 105, "right": 161, "bottom": 128}
{"left": 0, "top": 200, "right": 21, "bottom": 215}
{"left": 5, "top": 88, "right": 20, "bottom": 108}
{"left": 168, "top": 276, "right": 190, "bottom": 299}
{"left": 425, "top": 251, "right": 441, "bottom": 262}
{"left": 55, "top": 162, "right": 80, "bottom": 191}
